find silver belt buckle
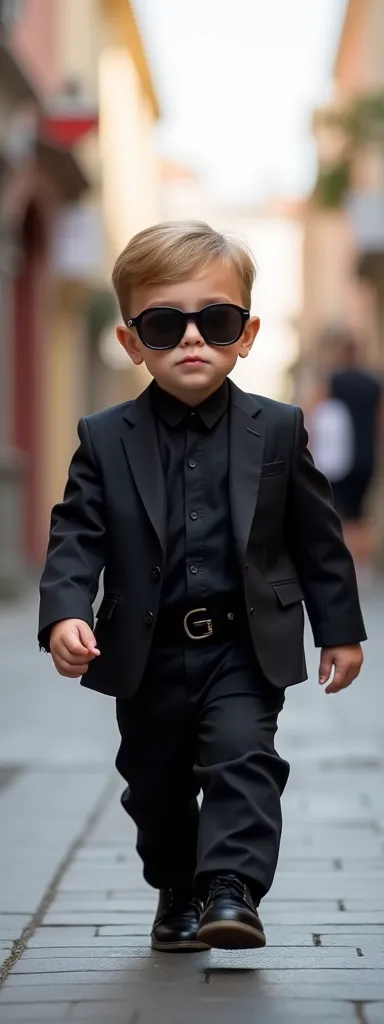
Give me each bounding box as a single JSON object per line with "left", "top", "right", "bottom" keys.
{"left": 183, "top": 607, "right": 213, "bottom": 641}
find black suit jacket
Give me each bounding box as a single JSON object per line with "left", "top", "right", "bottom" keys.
{"left": 38, "top": 380, "right": 366, "bottom": 696}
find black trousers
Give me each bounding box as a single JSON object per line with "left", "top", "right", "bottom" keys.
{"left": 115, "top": 637, "right": 290, "bottom": 900}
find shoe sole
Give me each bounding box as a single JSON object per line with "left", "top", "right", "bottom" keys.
{"left": 197, "top": 920, "right": 266, "bottom": 950}
{"left": 151, "top": 938, "right": 211, "bottom": 953}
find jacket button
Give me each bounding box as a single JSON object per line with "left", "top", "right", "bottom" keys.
{"left": 249, "top": 607, "right": 254, "bottom": 615}
{"left": 145, "top": 612, "right": 154, "bottom": 627}
{"left": 151, "top": 566, "right": 161, "bottom": 580}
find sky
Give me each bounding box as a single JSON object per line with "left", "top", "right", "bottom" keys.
{"left": 134, "top": 0, "right": 348, "bottom": 202}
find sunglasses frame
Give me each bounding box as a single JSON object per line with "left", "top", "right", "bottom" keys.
{"left": 127, "top": 303, "right": 250, "bottom": 350}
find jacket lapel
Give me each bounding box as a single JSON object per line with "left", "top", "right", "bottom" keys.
{"left": 229, "top": 381, "right": 266, "bottom": 559}
{"left": 121, "top": 384, "right": 167, "bottom": 552}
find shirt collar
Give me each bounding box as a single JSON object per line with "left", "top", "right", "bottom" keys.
{"left": 152, "top": 379, "right": 229, "bottom": 429}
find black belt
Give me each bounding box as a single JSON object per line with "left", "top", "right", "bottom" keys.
{"left": 154, "top": 592, "right": 245, "bottom": 647}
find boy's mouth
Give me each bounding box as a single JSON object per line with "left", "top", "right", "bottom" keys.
{"left": 179, "top": 356, "right": 208, "bottom": 365}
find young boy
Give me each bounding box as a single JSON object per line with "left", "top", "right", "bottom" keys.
{"left": 38, "top": 221, "right": 366, "bottom": 952}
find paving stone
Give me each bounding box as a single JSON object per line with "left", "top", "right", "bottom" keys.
{"left": 28, "top": 928, "right": 96, "bottom": 945}
{"left": 321, "top": 936, "right": 384, "bottom": 951}
{"left": 52, "top": 899, "right": 156, "bottom": 913}
{"left": 97, "top": 925, "right": 151, "bottom": 936}
{"left": 5, "top": 964, "right": 188, "bottom": 984}
{"left": 318, "top": 925, "right": 384, "bottom": 935}
{"left": 21, "top": 929, "right": 316, "bottom": 952}
{"left": 22, "top": 944, "right": 166, "bottom": 959}
{"left": 0, "top": 1007, "right": 71, "bottom": 1021}
{"left": 0, "top": 982, "right": 223, "bottom": 1003}
{"left": 11, "top": 948, "right": 364, "bottom": 973}
{"left": 345, "top": 899, "right": 384, "bottom": 910}
{"left": 364, "top": 1006, "right": 384, "bottom": 1024}
{"left": 27, "top": 934, "right": 155, "bottom": 949}
{"left": 2, "top": 973, "right": 384, "bottom": 1003}
{"left": 268, "top": 877, "right": 384, "bottom": 900}
{"left": 44, "top": 913, "right": 154, "bottom": 926}
{"left": 262, "top": 912, "right": 384, "bottom": 925}
{"left": 0, "top": 915, "right": 29, "bottom": 935}
{"left": 67, "top": 1009, "right": 357, "bottom": 1024}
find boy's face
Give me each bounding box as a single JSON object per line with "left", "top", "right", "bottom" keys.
{"left": 117, "top": 259, "right": 260, "bottom": 404}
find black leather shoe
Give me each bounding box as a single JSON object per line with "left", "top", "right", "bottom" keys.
{"left": 151, "top": 888, "right": 211, "bottom": 952}
{"left": 197, "top": 874, "right": 266, "bottom": 949}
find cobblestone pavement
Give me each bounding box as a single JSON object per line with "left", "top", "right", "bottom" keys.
{"left": 0, "top": 581, "right": 383, "bottom": 1023}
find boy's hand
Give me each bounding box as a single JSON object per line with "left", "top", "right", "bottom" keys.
{"left": 50, "top": 619, "right": 100, "bottom": 678}
{"left": 319, "top": 643, "right": 363, "bottom": 694}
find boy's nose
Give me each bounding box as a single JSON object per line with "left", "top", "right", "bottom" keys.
{"left": 180, "top": 320, "right": 204, "bottom": 346}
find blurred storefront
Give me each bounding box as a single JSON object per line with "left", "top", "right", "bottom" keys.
{"left": 300, "top": 0, "right": 384, "bottom": 392}
{"left": 0, "top": 0, "right": 160, "bottom": 595}
{"left": 0, "top": 0, "right": 88, "bottom": 595}
{"left": 299, "top": 0, "right": 384, "bottom": 561}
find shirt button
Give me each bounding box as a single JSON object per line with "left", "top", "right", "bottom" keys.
{"left": 188, "top": 459, "right": 197, "bottom": 469}
{"left": 190, "top": 511, "right": 198, "bottom": 521}
{"left": 190, "top": 565, "right": 199, "bottom": 575}
{"left": 145, "top": 612, "right": 154, "bottom": 626}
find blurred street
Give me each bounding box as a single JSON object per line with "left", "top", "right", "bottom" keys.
{"left": 1, "top": 1, "right": 384, "bottom": 1022}
{"left": 0, "top": 582, "right": 383, "bottom": 1024}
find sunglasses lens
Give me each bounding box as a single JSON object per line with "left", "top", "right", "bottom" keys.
{"left": 201, "top": 304, "right": 243, "bottom": 345}
{"left": 140, "top": 309, "right": 184, "bottom": 348}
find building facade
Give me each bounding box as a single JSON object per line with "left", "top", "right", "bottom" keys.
{"left": 300, "top": 0, "right": 384, "bottom": 560}
{"left": 0, "top": 0, "right": 88, "bottom": 593}
{"left": 0, "top": 0, "right": 160, "bottom": 593}
{"left": 301, "top": 0, "right": 384, "bottom": 386}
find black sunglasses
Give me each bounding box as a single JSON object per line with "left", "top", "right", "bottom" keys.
{"left": 127, "top": 303, "right": 250, "bottom": 350}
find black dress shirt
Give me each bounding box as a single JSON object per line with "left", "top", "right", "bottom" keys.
{"left": 152, "top": 380, "right": 240, "bottom": 609}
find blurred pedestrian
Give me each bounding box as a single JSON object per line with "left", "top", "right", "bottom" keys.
{"left": 38, "top": 222, "right": 365, "bottom": 954}
{"left": 308, "top": 379, "right": 355, "bottom": 486}
{"left": 328, "top": 331, "right": 383, "bottom": 576}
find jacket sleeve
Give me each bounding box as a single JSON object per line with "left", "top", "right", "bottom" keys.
{"left": 286, "top": 406, "right": 367, "bottom": 648}
{"left": 38, "top": 417, "right": 107, "bottom": 651}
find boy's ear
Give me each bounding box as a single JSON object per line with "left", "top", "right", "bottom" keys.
{"left": 239, "top": 316, "right": 260, "bottom": 359}
{"left": 116, "top": 325, "right": 144, "bottom": 366}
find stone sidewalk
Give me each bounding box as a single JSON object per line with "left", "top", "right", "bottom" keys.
{"left": 0, "top": 583, "right": 383, "bottom": 1023}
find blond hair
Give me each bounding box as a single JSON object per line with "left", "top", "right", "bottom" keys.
{"left": 112, "top": 220, "right": 256, "bottom": 324}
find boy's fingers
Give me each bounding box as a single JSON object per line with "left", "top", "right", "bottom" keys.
{"left": 54, "top": 634, "right": 93, "bottom": 660}
{"left": 319, "top": 650, "right": 333, "bottom": 684}
{"left": 60, "top": 649, "right": 94, "bottom": 665}
{"left": 54, "top": 657, "right": 89, "bottom": 678}
{"left": 325, "top": 664, "right": 355, "bottom": 693}
{"left": 61, "top": 637, "right": 91, "bottom": 657}
{"left": 77, "top": 622, "right": 100, "bottom": 656}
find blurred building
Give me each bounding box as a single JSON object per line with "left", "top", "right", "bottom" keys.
{"left": 300, "top": 0, "right": 384, "bottom": 398}
{"left": 0, "top": 0, "right": 160, "bottom": 595}
{"left": 299, "top": 0, "right": 384, "bottom": 561}
{"left": 0, "top": 0, "right": 88, "bottom": 594}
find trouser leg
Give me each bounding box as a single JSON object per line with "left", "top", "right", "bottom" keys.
{"left": 115, "top": 649, "right": 199, "bottom": 889}
{"left": 194, "top": 648, "right": 290, "bottom": 899}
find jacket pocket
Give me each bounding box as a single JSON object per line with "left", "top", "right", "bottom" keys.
{"left": 261, "top": 460, "right": 286, "bottom": 478}
{"left": 96, "top": 596, "right": 119, "bottom": 621}
{"left": 271, "top": 580, "right": 304, "bottom": 607}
